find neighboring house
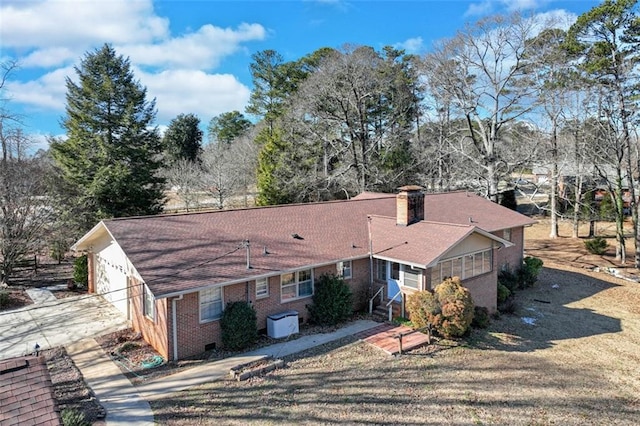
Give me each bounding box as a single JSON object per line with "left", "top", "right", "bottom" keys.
{"left": 72, "top": 187, "right": 534, "bottom": 361}
{"left": 0, "top": 356, "right": 62, "bottom": 426}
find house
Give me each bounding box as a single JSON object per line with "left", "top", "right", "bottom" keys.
{"left": 72, "top": 187, "right": 534, "bottom": 361}
{"left": 0, "top": 356, "right": 62, "bottom": 426}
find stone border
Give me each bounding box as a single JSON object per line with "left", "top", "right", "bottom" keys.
{"left": 229, "top": 356, "right": 285, "bottom": 381}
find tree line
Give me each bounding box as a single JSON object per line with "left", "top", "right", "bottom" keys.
{"left": 2, "top": 0, "right": 640, "bottom": 283}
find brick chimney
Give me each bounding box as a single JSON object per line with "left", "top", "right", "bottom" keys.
{"left": 396, "top": 185, "right": 424, "bottom": 226}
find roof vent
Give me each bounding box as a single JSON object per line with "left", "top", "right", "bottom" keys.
{"left": 292, "top": 233, "right": 304, "bottom": 240}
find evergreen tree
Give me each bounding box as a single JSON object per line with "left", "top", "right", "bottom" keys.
{"left": 207, "top": 111, "right": 251, "bottom": 145}
{"left": 162, "top": 113, "right": 203, "bottom": 164}
{"left": 51, "top": 44, "right": 164, "bottom": 234}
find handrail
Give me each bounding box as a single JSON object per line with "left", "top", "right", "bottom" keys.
{"left": 368, "top": 286, "right": 385, "bottom": 314}
{"left": 386, "top": 289, "right": 403, "bottom": 322}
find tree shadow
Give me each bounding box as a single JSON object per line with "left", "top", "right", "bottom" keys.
{"left": 470, "top": 266, "right": 623, "bottom": 352}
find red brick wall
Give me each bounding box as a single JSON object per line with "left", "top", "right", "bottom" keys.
{"left": 170, "top": 260, "right": 372, "bottom": 360}
{"left": 494, "top": 227, "right": 525, "bottom": 272}
{"left": 130, "top": 278, "right": 169, "bottom": 360}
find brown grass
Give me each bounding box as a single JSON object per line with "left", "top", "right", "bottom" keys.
{"left": 150, "top": 219, "right": 640, "bottom": 425}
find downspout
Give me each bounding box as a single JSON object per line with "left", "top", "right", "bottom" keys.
{"left": 368, "top": 216, "right": 373, "bottom": 293}
{"left": 172, "top": 294, "right": 184, "bottom": 361}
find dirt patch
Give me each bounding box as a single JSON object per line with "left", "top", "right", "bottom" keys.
{"left": 150, "top": 219, "right": 640, "bottom": 425}
{"left": 44, "top": 347, "right": 106, "bottom": 425}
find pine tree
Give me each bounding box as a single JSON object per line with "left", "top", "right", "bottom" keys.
{"left": 162, "top": 113, "right": 203, "bottom": 164}
{"left": 51, "top": 44, "right": 164, "bottom": 234}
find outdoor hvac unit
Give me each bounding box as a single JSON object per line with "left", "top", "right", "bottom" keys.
{"left": 266, "top": 310, "right": 299, "bottom": 339}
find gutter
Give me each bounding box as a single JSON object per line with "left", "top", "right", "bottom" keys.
{"left": 171, "top": 294, "right": 184, "bottom": 361}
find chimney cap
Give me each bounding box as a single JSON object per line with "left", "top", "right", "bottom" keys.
{"left": 397, "top": 185, "right": 424, "bottom": 193}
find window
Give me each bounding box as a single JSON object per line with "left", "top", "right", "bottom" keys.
{"left": 431, "top": 249, "right": 493, "bottom": 283}
{"left": 256, "top": 277, "right": 269, "bottom": 298}
{"left": 200, "top": 287, "right": 223, "bottom": 322}
{"left": 376, "top": 259, "right": 387, "bottom": 281}
{"left": 143, "top": 284, "right": 154, "bottom": 320}
{"left": 503, "top": 228, "right": 512, "bottom": 242}
{"left": 337, "top": 260, "right": 352, "bottom": 279}
{"left": 391, "top": 262, "right": 400, "bottom": 280}
{"left": 402, "top": 266, "right": 421, "bottom": 289}
{"left": 281, "top": 269, "right": 313, "bottom": 301}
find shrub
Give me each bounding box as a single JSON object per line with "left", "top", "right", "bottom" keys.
{"left": 434, "top": 278, "right": 475, "bottom": 337}
{"left": 73, "top": 255, "right": 88, "bottom": 288}
{"left": 308, "top": 274, "right": 353, "bottom": 326}
{"left": 471, "top": 306, "right": 490, "bottom": 329}
{"left": 407, "top": 277, "right": 474, "bottom": 338}
{"left": 406, "top": 290, "right": 439, "bottom": 330}
{"left": 498, "top": 297, "right": 519, "bottom": 314}
{"left": 221, "top": 301, "right": 258, "bottom": 351}
{"left": 585, "top": 236, "right": 608, "bottom": 255}
{"left": 61, "top": 409, "right": 89, "bottom": 426}
{"left": 0, "top": 290, "right": 9, "bottom": 308}
{"left": 497, "top": 283, "right": 511, "bottom": 304}
{"left": 518, "top": 256, "right": 543, "bottom": 288}
{"left": 498, "top": 268, "right": 519, "bottom": 292}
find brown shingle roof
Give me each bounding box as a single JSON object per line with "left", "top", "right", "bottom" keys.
{"left": 87, "top": 191, "right": 533, "bottom": 297}
{"left": 0, "top": 356, "right": 61, "bottom": 426}
{"left": 370, "top": 216, "right": 478, "bottom": 267}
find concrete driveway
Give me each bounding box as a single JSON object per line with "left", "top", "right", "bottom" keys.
{"left": 0, "top": 287, "right": 129, "bottom": 360}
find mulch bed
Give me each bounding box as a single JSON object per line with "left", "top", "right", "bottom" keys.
{"left": 44, "top": 348, "right": 106, "bottom": 425}
{"left": 0, "top": 286, "right": 33, "bottom": 310}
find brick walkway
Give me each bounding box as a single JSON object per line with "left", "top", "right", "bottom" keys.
{"left": 355, "top": 323, "right": 431, "bottom": 355}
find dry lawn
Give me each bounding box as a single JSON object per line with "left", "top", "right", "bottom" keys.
{"left": 150, "top": 219, "right": 640, "bottom": 425}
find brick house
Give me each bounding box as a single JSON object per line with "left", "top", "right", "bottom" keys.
{"left": 72, "top": 187, "right": 534, "bottom": 361}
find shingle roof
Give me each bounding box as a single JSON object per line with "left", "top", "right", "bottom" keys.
{"left": 0, "top": 356, "right": 62, "bottom": 426}
{"left": 80, "top": 191, "right": 533, "bottom": 297}
{"left": 369, "top": 216, "right": 478, "bottom": 267}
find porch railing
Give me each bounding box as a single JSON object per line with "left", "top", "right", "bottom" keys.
{"left": 368, "top": 286, "right": 385, "bottom": 314}
{"left": 386, "top": 290, "right": 403, "bottom": 322}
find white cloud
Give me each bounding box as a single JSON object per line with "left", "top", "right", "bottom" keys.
{"left": 6, "top": 66, "right": 73, "bottom": 110}
{"left": 394, "top": 37, "right": 424, "bottom": 54}
{"left": 465, "top": 0, "right": 551, "bottom": 17}
{"left": 120, "top": 23, "right": 266, "bottom": 69}
{"left": 138, "top": 69, "right": 251, "bottom": 124}
{"left": 0, "top": 0, "right": 168, "bottom": 49}
{"left": 20, "top": 47, "right": 77, "bottom": 68}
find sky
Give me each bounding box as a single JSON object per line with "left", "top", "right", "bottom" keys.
{"left": 1, "top": 0, "right": 601, "bottom": 151}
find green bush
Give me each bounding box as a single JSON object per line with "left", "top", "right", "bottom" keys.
{"left": 61, "top": 409, "right": 89, "bottom": 426}
{"left": 497, "top": 283, "right": 511, "bottom": 304}
{"left": 498, "top": 268, "right": 519, "bottom": 292}
{"left": 0, "top": 290, "right": 9, "bottom": 308}
{"left": 308, "top": 274, "right": 353, "bottom": 326}
{"left": 221, "top": 301, "right": 258, "bottom": 350}
{"left": 585, "top": 236, "right": 608, "bottom": 255}
{"left": 518, "top": 256, "right": 543, "bottom": 288}
{"left": 407, "top": 277, "right": 474, "bottom": 338}
{"left": 471, "top": 306, "right": 490, "bottom": 329}
{"left": 73, "top": 255, "right": 88, "bottom": 288}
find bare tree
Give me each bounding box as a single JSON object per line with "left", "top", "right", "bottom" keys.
{"left": 161, "top": 159, "right": 203, "bottom": 212}
{"left": 0, "top": 61, "right": 52, "bottom": 283}
{"left": 423, "top": 13, "right": 538, "bottom": 201}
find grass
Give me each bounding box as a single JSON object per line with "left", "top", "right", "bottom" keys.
{"left": 149, "top": 220, "right": 640, "bottom": 425}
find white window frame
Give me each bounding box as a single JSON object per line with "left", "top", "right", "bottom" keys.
{"left": 401, "top": 265, "right": 422, "bottom": 290}
{"left": 375, "top": 259, "right": 387, "bottom": 281}
{"left": 256, "top": 277, "right": 269, "bottom": 299}
{"left": 143, "top": 284, "right": 155, "bottom": 320}
{"left": 337, "top": 260, "right": 352, "bottom": 279}
{"left": 503, "top": 228, "right": 512, "bottom": 242}
{"left": 280, "top": 269, "right": 314, "bottom": 302}
{"left": 200, "top": 287, "right": 223, "bottom": 323}
{"left": 431, "top": 249, "right": 493, "bottom": 285}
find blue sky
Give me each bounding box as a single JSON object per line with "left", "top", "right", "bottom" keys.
{"left": 1, "top": 0, "right": 599, "bottom": 150}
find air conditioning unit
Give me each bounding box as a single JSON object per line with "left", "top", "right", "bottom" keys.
{"left": 266, "top": 310, "right": 299, "bottom": 339}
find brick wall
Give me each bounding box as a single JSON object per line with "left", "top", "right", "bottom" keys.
{"left": 494, "top": 226, "right": 525, "bottom": 272}
{"left": 460, "top": 249, "right": 498, "bottom": 313}
{"left": 170, "top": 260, "right": 372, "bottom": 360}
{"left": 130, "top": 278, "right": 169, "bottom": 360}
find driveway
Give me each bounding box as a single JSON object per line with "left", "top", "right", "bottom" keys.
{"left": 0, "top": 288, "right": 129, "bottom": 360}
